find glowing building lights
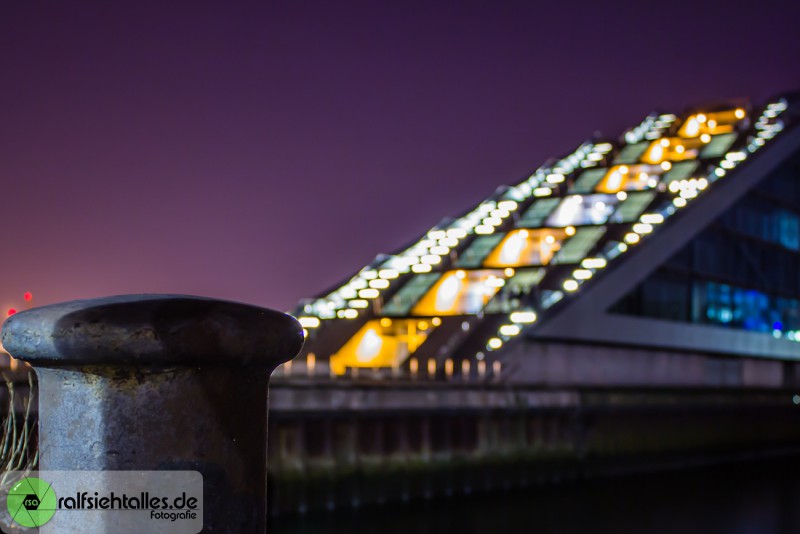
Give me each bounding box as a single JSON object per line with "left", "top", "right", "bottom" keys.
{"left": 573, "top": 269, "right": 592, "bottom": 280}
{"left": 563, "top": 279, "right": 579, "bottom": 292}
{"left": 640, "top": 214, "right": 664, "bottom": 224}
{"left": 582, "top": 258, "right": 607, "bottom": 269}
{"left": 412, "top": 270, "right": 506, "bottom": 316}
{"left": 510, "top": 311, "right": 537, "bottom": 323}
{"left": 484, "top": 228, "right": 568, "bottom": 267}
{"left": 298, "top": 317, "right": 321, "bottom": 328}
{"left": 499, "top": 324, "right": 521, "bottom": 337}
{"left": 296, "top": 95, "right": 792, "bottom": 376}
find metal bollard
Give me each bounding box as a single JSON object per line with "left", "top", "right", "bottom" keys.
{"left": 1, "top": 294, "right": 304, "bottom": 532}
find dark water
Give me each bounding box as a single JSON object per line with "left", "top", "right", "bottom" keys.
{"left": 269, "top": 455, "right": 800, "bottom": 534}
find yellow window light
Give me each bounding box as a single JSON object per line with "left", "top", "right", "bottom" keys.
{"left": 510, "top": 311, "right": 537, "bottom": 323}
{"left": 582, "top": 258, "right": 607, "bottom": 269}
{"left": 499, "top": 324, "right": 521, "bottom": 337}
{"left": 678, "top": 110, "right": 741, "bottom": 138}
{"left": 485, "top": 276, "right": 505, "bottom": 288}
{"left": 641, "top": 137, "right": 701, "bottom": 164}
{"left": 563, "top": 279, "right": 579, "bottom": 292}
{"left": 411, "top": 269, "right": 506, "bottom": 316}
{"left": 298, "top": 316, "right": 321, "bottom": 328}
{"left": 640, "top": 213, "right": 664, "bottom": 224}
{"left": 595, "top": 164, "right": 663, "bottom": 193}
{"left": 329, "top": 318, "right": 439, "bottom": 375}
{"left": 573, "top": 269, "right": 592, "bottom": 280}
{"left": 483, "top": 228, "right": 568, "bottom": 267}
{"left": 624, "top": 233, "right": 640, "bottom": 244}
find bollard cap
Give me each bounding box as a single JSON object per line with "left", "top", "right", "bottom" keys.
{"left": 1, "top": 294, "right": 304, "bottom": 368}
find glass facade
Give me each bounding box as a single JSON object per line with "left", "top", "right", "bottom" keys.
{"left": 295, "top": 96, "right": 793, "bottom": 373}
{"left": 611, "top": 149, "right": 800, "bottom": 335}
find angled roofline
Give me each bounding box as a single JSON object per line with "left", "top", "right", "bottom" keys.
{"left": 530, "top": 106, "right": 800, "bottom": 359}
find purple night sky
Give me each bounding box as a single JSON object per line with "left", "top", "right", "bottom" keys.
{"left": 1, "top": 0, "right": 798, "bottom": 313}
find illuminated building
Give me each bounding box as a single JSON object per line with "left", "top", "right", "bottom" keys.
{"left": 293, "top": 94, "right": 800, "bottom": 377}
{"left": 268, "top": 93, "right": 800, "bottom": 514}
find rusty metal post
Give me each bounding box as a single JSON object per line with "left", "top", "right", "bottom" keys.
{"left": 1, "top": 294, "right": 304, "bottom": 532}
